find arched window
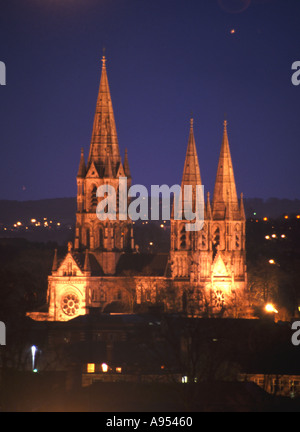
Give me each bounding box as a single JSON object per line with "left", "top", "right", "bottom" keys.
{"left": 212, "top": 226, "right": 220, "bottom": 258}
{"left": 180, "top": 225, "right": 186, "bottom": 249}
{"left": 86, "top": 228, "right": 90, "bottom": 249}
{"left": 90, "top": 186, "right": 98, "bottom": 210}
{"left": 99, "top": 227, "right": 104, "bottom": 249}
{"left": 213, "top": 227, "right": 220, "bottom": 248}
{"left": 199, "top": 223, "right": 207, "bottom": 249}
{"left": 235, "top": 224, "right": 240, "bottom": 249}
{"left": 116, "top": 186, "right": 120, "bottom": 214}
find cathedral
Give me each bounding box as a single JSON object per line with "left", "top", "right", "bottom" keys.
{"left": 28, "top": 56, "right": 249, "bottom": 322}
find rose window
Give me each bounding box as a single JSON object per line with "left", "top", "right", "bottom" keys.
{"left": 212, "top": 290, "right": 225, "bottom": 309}
{"left": 62, "top": 293, "right": 80, "bottom": 316}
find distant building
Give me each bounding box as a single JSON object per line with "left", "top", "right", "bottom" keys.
{"left": 28, "top": 56, "right": 249, "bottom": 322}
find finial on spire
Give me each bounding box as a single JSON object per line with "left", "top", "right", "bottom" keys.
{"left": 224, "top": 111, "right": 228, "bottom": 128}
{"left": 240, "top": 192, "right": 246, "bottom": 220}
{"left": 102, "top": 48, "right": 106, "bottom": 68}
{"left": 190, "top": 117, "right": 194, "bottom": 128}
{"left": 52, "top": 249, "right": 58, "bottom": 272}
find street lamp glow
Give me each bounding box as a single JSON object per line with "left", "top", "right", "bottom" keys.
{"left": 101, "top": 363, "right": 108, "bottom": 373}
{"left": 265, "top": 304, "right": 278, "bottom": 314}
{"left": 269, "top": 259, "right": 275, "bottom": 265}
{"left": 31, "top": 345, "right": 37, "bottom": 372}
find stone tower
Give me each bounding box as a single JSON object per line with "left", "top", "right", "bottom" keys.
{"left": 74, "top": 56, "right": 134, "bottom": 274}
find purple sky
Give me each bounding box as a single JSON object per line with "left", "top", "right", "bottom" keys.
{"left": 0, "top": 0, "right": 300, "bottom": 201}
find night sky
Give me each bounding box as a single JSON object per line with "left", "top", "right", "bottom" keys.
{"left": 0, "top": 0, "right": 300, "bottom": 201}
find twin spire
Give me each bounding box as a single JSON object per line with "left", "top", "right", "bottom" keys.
{"left": 181, "top": 117, "right": 244, "bottom": 221}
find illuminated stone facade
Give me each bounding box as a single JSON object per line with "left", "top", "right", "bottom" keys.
{"left": 28, "top": 57, "right": 249, "bottom": 322}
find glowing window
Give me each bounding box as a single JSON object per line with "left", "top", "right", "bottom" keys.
{"left": 87, "top": 363, "right": 95, "bottom": 374}
{"left": 101, "top": 363, "right": 109, "bottom": 373}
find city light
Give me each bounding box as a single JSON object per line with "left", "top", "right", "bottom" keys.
{"left": 87, "top": 363, "right": 95, "bottom": 373}
{"left": 269, "top": 259, "right": 275, "bottom": 265}
{"left": 31, "top": 345, "right": 38, "bottom": 372}
{"left": 101, "top": 363, "right": 109, "bottom": 373}
{"left": 265, "top": 304, "right": 278, "bottom": 314}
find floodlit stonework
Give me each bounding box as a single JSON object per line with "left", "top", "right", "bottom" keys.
{"left": 27, "top": 57, "right": 249, "bottom": 322}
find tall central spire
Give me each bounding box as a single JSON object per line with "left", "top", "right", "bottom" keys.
{"left": 212, "top": 120, "right": 239, "bottom": 219}
{"left": 87, "top": 56, "right": 121, "bottom": 174}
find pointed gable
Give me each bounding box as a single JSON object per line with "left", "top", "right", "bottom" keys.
{"left": 212, "top": 253, "right": 229, "bottom": 277}
{"left": 86, "top": 161, "right": 100, "bottom": 179}
{"left": 56, "top": 252, "right": 85, "bottom": 277}
{"left": 116, "top": 160, "right": 125, "bottom": 178}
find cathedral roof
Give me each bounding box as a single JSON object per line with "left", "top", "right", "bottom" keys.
{"left": 116, "top": 253, "right": 169, "bottom": 276}
{"left": 53, "top": 250, "right": 104, "bottom": 277}
{"left": 72, "top": 251, "right": 104, "bottom": 276}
